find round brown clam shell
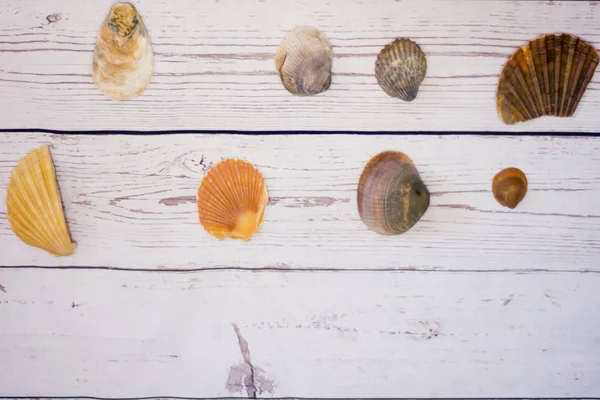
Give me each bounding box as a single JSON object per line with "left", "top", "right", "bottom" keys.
{"left": 492, "top": 167, "right": 528, "bottom": 209}
{"left": 93, "top": 3, "right": 154, "bottom": 101}
{"left": 375, "top": 38, "right": 427, "bottom": 102}
{"left": 274, "top": 26, "right": 333, "bottom": 96}
{"left": 357, "top": 151, "right": 430, "bottom": 235}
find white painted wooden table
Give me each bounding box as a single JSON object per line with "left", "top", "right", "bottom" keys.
{"left": 1, "top": 0, "right": 599, "bottom": 398}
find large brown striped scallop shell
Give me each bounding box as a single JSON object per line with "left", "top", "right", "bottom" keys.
{"left": 357, "top": 151, "right": 430, "bottom": 235}
{"left": 497, "top": 33, "right": 599, "bottom": 125}
{"left": 197, "top": 159, "right": 268, "bottom": 241}
{"left": 375, "top": 38, "right": 427, "bottom": 102}
{"left": 274, "top": 26, "right": 333, "bottom": 96}
{"left": 6, "top": 145, "right": 76, "bottom": 257}
{"left": 93, "top": 3, "right": 154, "bottom": 101}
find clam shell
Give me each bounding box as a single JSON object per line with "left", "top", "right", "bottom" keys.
{"left": 6, "top": 145, "right": 76, "bottom": 257}
{"left": 357, "top": 151, "right": 430, "bottom": 235}
{"left": 197, "top": 159, "right": 268, "bottom": 241}
{"left": 274, "top": 26, "right": 333, "bottom": 96}
{"left": 497, "top": 33, "right": 599, "bottom": 125}
{"left": 492, "top": 167, "right": 528, "bottom": 209}
{"left": 375, "top": 38, "right": 427, "bottom": 101}
{"left": 93, "top": 3, "right": 154, "bottom": 101}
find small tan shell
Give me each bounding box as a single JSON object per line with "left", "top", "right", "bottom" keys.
{"left": 357, "top": 151, "right": 430, "bottom": 235}
{"left": 492, "top": 168, "right": 528, "bottom": 209}
{"left": 197, "top": 159, "right": 268, "bottom": 241}
{"left": 497, "top": 33, "right": 599, "bottom": 125}
{"left": 6, "top": 145, "right": 76, "bottom": 256}
{"left": 93, "top": 3, "right": 154, "bottom": 101}
{"left": 375, "top": 38, "right": 427, "bottom": 101}
{"left": 274, "top": 26, "right": 333, "bottom": 96}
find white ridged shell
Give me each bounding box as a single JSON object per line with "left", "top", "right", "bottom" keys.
{"left": 274, "top": 26, "right": 333, "bottom": 96}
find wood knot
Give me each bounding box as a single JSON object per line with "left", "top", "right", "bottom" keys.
{"left": 46, "top": 13, "right": 62, "bottom": 24}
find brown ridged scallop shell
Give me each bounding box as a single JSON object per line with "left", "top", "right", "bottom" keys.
{"left": 497, "top": 33, "right": 599, "bottom": 125}
{"left": 357, "top": 151, "right": 430, "bottom": 235}
{"left": 492, "top": 167, "right": 528, "bottom": 209}
{"left": 6, "top": 145, "right": 76, "bottom": 257}
{"left": 93, "top": 3, "right": 154, "bottom": 101}
{"left": 375, "top": 38, "right": 427, "bottom": 101}
{"left": 274, "top": 26, "right": 333, "bottom": 96}
{"left": 197, "top": 159, "right": 268, "bottom": 241}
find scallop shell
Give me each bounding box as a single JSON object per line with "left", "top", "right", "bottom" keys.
{"left": 274, "top": 26, "right": 333, "bottom": 96}
{"left": 492, "top": 167, "right": 528, "bottom": 209}
{"left": 93, "top": 3, "right": 154, "bottom": 101}
{"left": 357, "top": 151, "right": 430, "bottom": 235}
{"left": 375, "top": 38, "right": 427, "bottom": 101}
{"left": 6, "top": 146, "right": 76, "bottom": 257}
{"left": 197, "top": 159, "right": 268, "bottom": 241}
{"left": 497, "top": 33, "right": 599, "bottom": 125}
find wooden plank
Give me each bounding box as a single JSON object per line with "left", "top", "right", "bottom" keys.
{"left": 0, "top": 268, "right": 598, "bottom": 398}
{"left": 0, "top": 132, "right": 599, "bottom": 271}
{"left": 1, "top": 0, "right": 600, "bottom": 132}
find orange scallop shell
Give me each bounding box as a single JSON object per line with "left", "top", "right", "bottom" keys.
{"left": 197, "top": 159, "right": 268, "bottom": 241}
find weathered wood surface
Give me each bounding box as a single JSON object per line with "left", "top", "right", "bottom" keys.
{"left": 1, "top": 133, "right": 599, "bottom": 271}
{"left": 1, "top": 0, "right": 600, "bottom": 132}
{"left": 1, "top": 268, "right": 599, "bottom": 398}
{"left": 2, "top": 0, "right": 600, "bottom": 398}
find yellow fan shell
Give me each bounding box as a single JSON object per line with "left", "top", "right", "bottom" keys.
{"left": 93, "top": 2, "right": 154, "bottom": 101}
{"left": 6, "top": 146, "right": 76, "bottom": 257}
{"left": 197, "top": 159, "right": 268, "bottom": 241}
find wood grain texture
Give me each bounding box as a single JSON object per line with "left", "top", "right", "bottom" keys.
{"left": 1, "top": 268, "right": 599, "bottom": 398}
{"left": 1, "top": 133, "right": 599, "bottom": 271}
{"left": 1, "top": 0, "right": 600, "bottom": 132}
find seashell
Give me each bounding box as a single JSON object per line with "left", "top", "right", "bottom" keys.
{"left": 492, "top": 167, "right": 528, "bottom": 209}
{"left": 375, "top": 38, "right": 427, "bottom": 102}
{"left": 357, "top": 151, "right": 430, "bottom": 235}
{"left": 6, "top": 145, "right": 76, "bottom": 257}
{"left": 93, "top": 2, "right": 154, "bottom": 101}
{"left": 274, "top": 26, "right": 333, "bottom": 96}
{"left": 197, "top": 159, "right": 268, "bottom": 241}
{"left": 497, "top": 33, "right": 599, "bottom": 125}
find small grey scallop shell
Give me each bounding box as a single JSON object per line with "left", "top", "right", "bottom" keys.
{"left": 375, "top": 38, "right": 427, "bottom": 102}
{"left": 274, "top": 26, "right": 333, "bottom": 96}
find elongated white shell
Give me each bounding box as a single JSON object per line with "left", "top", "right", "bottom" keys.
{"left": 93, "top": 3, "right": 154, "bottom": 101}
